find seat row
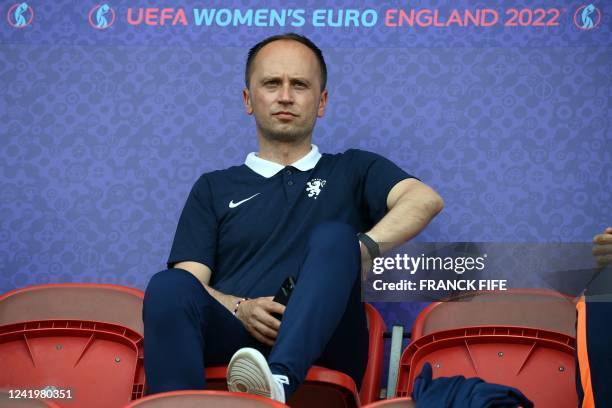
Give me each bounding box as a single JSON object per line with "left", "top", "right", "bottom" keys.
{"left": 0, "top": 284, "right": 578, "bottom": 407}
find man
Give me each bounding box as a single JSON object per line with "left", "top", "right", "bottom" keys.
{"left": 143, "top": 33, "right": 444, "bottom": 403}
{"left": 577, "top": 227, "right": 612, "bottom": 408}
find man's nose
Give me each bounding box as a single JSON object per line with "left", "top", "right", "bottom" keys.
{"left": 278, "top": 83, "right": 294, "bottom": 103}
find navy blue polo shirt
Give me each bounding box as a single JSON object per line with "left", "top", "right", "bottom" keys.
{"left": 168, "top": 145, "right": 414, "bottom": 298}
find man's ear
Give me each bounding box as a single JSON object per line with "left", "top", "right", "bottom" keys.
{"left": 317, "top": 89, "right": 328, "bottom": 117}
{"left": 243, "top": 88, "right": 253, "bottom": 115}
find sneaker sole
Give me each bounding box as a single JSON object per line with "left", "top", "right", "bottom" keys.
{"left": 227, "top": 349, "right": 273, "bottom": 399}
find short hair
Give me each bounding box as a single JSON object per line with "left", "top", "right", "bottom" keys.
{"left": 245, "top": 33, "right": 327, "bottom": 92}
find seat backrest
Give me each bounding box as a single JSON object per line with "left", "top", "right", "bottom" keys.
{"left": 360, "top": 303, "right": 387, "bottom": 404}
{"left": 362, "top": 397, "right": 415, "bottom": 408}
{"left": 0, "top": 283, "right": 145, "bottom": 335}
{"left": 397, "top": 326, "right": 577, "bottom": 407}
{"left": 411, "top": 289, "right": 577, "bottom": 339}
{"left": 126, "top": 390, "right": 288, "bottom": 407}
{"left": 0, "top": 319, "right": 144, "bottom": 408}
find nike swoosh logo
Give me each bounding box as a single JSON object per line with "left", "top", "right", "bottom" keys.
{"left": 229, "top": 193, "right": 260, "bottom": 209}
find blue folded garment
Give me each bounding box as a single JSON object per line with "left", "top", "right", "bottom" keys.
{"left": 412, "top": 363, "right": 534, "bottom": 408}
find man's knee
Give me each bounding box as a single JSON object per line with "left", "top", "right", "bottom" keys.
{"left": 308, "top": 221, "right": 358, "bottom": 251}
{"left": 144, "top": 268, "right": 206, "bottom": 320}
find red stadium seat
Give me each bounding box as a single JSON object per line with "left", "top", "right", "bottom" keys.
{"left": 362, "top": 397, "right": 415, "bottom": 407}
{"left": 395, "top": 289, "right": 578, "bottom": 407}
{"left": 125, "top": 390, "right": 288, "bottom": 407}
{"left": 205, "top": 303, "right": 387, "bottom": 407}
{"left": 0, "top": 283, "right": 145, "bottom": 335}
{"left": 410, "top": 288, "right": 577, "bottom": 340}
{"left": 1, "top": 285, "right": 386, "bottom": 407}
{"left": 0, "top": 284, "right": 146, "bottom": 407}
{"left": 360, "top": 303, "right": 386, "bottom": 404}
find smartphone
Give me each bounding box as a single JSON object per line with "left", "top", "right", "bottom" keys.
{"left": 272, "top": 276, "right": 296, "bottom": 320}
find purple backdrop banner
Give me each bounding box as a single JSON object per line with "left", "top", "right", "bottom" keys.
{"left": 1, "top": 1, "right": 611, "bottom": 333}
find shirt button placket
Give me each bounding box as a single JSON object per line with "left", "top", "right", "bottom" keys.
{"left": 285, "top": 168, "right": 293, "bottom": 186}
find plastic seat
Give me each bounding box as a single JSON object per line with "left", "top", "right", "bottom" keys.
{"left": 362, "top": 397, "right": 415, "bottom": 407}
{"left": 395, "top": 289, "right": 578, "bottom": 407}
{"left": 0, "top": 283, "right": 145, "bottom": 335}
{"left": 125, "top": 390, "right": 288, "bottom": 407}
{"left": 0, "top": 284, "right": 146, "bottom": 407}
{"left": 411, "top": 289, "right": 577, "bottom": 340}
{"left": 396, "top": 326, "right": 577, "bottom": 407}
{"left": 360, "top": 303, "right": 386, "bottom": 404}
{"left": 204, "top": 303, "right": 387, "bottom": 407}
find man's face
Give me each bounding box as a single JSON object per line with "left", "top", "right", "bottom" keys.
{"left": 243, "top": 40, "right": 328, "bottom": 144}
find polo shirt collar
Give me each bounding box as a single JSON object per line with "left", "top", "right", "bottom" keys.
{"left": 245, "top": 145, "right": 321, "bottom": 178}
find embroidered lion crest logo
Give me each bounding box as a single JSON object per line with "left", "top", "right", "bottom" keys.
{"left": 305, "top": 179, "right": 326, "bottom": 199}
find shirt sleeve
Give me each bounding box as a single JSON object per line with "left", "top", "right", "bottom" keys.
{"left": 167, "top": 174, "right": 217, "bottom": 270}
{"left": 352, "top": 149, "right": 417, "bottom": 224}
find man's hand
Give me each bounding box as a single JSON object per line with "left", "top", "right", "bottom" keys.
{"left": 593, "top": 227, "right": 612, "bottom": 268}
{"left": 236, "top": 296, "right": 286, "bottom": 346}
{"left": 173, "top": 261, "right": 287, "bottom": 345}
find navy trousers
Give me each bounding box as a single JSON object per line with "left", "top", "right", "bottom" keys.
{"left": 143, "top": 222, "right": 369, "bottom": 396}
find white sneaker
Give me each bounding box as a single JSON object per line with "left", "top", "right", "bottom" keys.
{"left": 227, "top": 347, "right": 288, "bottom": 403}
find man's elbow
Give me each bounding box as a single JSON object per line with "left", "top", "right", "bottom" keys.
{"left": 431, "top": 192, "right": 444, "bottom": 214}
{"left": 391, "top": 180, "right": 444, "bottom": 219}
{"left": 424, "top": 189, "right": 444, "bottom": 217}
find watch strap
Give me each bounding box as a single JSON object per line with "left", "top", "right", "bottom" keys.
{"left": 357, "top": 232, "right": 380, "bottom": 259}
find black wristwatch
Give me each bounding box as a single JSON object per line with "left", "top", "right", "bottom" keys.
{"left": 357, "top": 232, "right": 380, "bottom": 259}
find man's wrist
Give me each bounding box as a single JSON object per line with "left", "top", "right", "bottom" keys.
{"left": 357, "top": 232, "right": 380, "bottom": 259}
{"left": 204, "top": 286, "right": 246, "bottom": 315}
{"left": 233, "top": 297, "right": 248, "bottom": 317}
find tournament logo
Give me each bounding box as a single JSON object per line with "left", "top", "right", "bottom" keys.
{"left": 89, "top": 3, "right": 116, "bottom": 29}
{"left": 573, "top": 4, "right": 601, "bottom": 30}
{"left": 6, "top": 2, "right": 34, "bottom": 28}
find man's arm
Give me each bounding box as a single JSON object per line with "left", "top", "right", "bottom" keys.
{"left": 361, "top": 178, "right": 444, "bottom": 261}
{"left": 173, "top": 261, "right": 238, "bottom": 311}
{"left": 173, "top": 261, "right": 284, "bottom": 346}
